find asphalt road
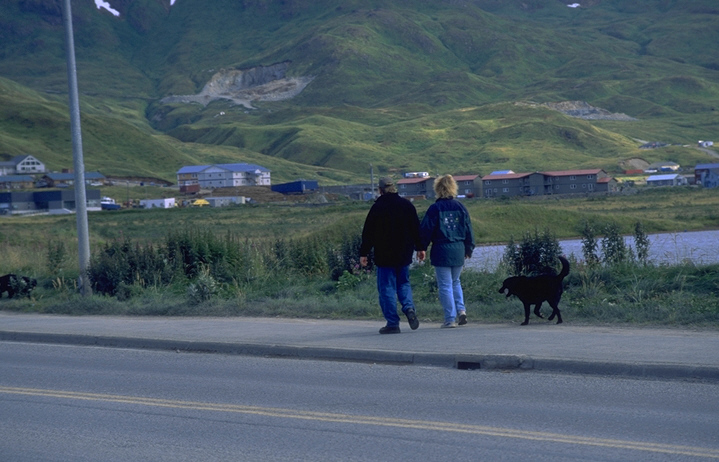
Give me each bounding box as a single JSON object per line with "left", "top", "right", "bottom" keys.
{"left": 2, "top": 342, "right": 719, "bottom": 461}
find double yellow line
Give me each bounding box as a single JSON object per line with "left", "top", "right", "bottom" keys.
{"left": 2, "top": 386, "right": 718, "bottom": 458}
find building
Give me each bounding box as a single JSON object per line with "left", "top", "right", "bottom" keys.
{"left": 206, "top": 196, "right": 246, "bottom": 207}
{"left": 542, "top": 169, "right": 609, "bottom": 194}
{"left": 0, "top": 175, "right": 34, "bottom": 189}
{"left": 397, "top": 176, "right": 434, "bottom": 198}
{"left": 271, "top": 180, "right": 318, "bottom": 195}
{"left": 482, "top": 169, "right": 612, "bottom": 198}
{"left": 42, "top": 172, "right": 106, "bottom": 188}
{"left": 0, "top": 189, "right": 101, "bottom": 215}
{"left": 0, "top": 155, "right": 46, "bottom": 176}
{"left": 482, "top": 172, "right": 544, "bottom": 198}
{"left": 176, "top": 163, "right": 271, "bottom": 189}
{"left": 645, "top": 161, "right": 680, "bottom": 173}
{"left": 695, "top": 163, "right": 719, "bottom": 188}
{"left": 646, "top": 174, "right": 688, "bottom": 187}
{"left": 453, "top": 174, "right": 482, "bottom": 198}
{"left": 140, "top": 198, "right": 176, "bottom": 209}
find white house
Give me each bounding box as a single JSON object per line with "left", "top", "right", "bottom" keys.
{"left": 177, "top": 163, "right": 270, "bottom": 189}
{"left": 140, "top": 198, "right": 176, "bottom": 209}
{"left": 646, "top": 174, "right": 687, "bottom": 187}
{"left": 196, "top": 163, "right": 271, "bottom": 188}
{"left": 0, "top": 154, "right": 46, "bottom": 176}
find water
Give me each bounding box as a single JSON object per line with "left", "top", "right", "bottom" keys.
{"left": 467, "top": 229, "right": 718, "bottom": 271}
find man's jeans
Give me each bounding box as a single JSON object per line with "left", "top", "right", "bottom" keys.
{"left": 376, "top": 265, "right": 415, "bottom": 327}
{"left": 435, "top": 266, "right": 465, "bottom": 323}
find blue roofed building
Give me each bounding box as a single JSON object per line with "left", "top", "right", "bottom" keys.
{"left": 176, "top": 163, "right": 271, "bottom": 189}
{"left": 695, "top": 163, "right": 719, "bottom": 188}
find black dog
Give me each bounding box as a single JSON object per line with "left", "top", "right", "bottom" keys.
{"left": 0, "top": 274, "right": 37, "bottom": 299}
{"left": 498, "top": 256, "right": 570, "bottom": 325}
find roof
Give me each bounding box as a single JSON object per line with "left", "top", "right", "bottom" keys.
{"left": 397, "top": 177, "right": 432, "bottom": 184}
{"left": 0, "top": 175, "right": 34, "bottom": 182}
{"left": 596, "top": 177, "right": 614, "bottom": 184}
{"left": 695, "top": 163, "right": 719, "bottom": 170}
{"left": 453, "top": 174, "right": 480, "bottom": 181}
{"left": 647, "top": 174, "right": 680, "bottom": 181}
{"left": 214, "top": 163, "right": 270, "bottom": 173}
{"left": 45, "top": 172, "right": 105, "bottom": 181}
{"left": 481, "top": 173, "right": 531, "bottom": 180}
{"left": 177, "top": 165, "right": 211, "bottom": 174}
{"left": 542, "top": 169, "right": 604, "bottom": 177}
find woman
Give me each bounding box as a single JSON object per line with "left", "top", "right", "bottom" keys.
{"left": 420, "top": 175, "right": 475, "bottom": 328}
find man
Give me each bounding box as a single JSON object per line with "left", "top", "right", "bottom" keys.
{"left": 360, "top": 177, "right": 426, "bottom": 334}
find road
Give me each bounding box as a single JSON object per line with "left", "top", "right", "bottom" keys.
{"left": 1, "top": 342, "right": 718, "bottom": 461}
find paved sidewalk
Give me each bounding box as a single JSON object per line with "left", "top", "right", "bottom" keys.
{"left": 1, "top": 312, "right": 718, "bottom": 381}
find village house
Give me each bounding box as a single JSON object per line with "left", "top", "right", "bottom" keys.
{"left": 397, "top": 176, "right": 434, "bottom": 199}
{"left": 0, "top": 175, "right": 34, "bottom": 190}
{"left": 0, "top": 155, "right": 46, "bottom": 176}
{"left": 0, "top": 189, "right": 101, "bottom": 215}
{"left": 482, "top": 169, "right": 612, "bottom": 198}
{"left": 646, "top": 173, "right": 688, "bottom": 187}
{"left": 176, "top": 163, "right": 271, "bottom": 190}
{"left": 695, "top": 163, "right": 719, "bottom": 188}
{"left": 42, "top": 172, "right": 106, "bottom": 188}
{"left": 453, "top": 174, "right": 482, "bottom": 198}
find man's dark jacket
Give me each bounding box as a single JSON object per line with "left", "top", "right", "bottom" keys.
{"left": 360, "top": 192, "right": 423, "bottom": 267}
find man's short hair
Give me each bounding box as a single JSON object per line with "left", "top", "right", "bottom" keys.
{"left": 379, "top": 177, "right": 397, "bottom": 193}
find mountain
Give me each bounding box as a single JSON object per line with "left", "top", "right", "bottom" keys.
{"left": 1, "top": 0, "right": 718, "bottom": 182}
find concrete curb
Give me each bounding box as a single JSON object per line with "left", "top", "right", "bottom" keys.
{"left": 3, "top": 331, "right": 718, "bottom": 382}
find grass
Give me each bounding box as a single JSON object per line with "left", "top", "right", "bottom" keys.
{"left": 1, "top": 188, "right": 718, "bottom": 327}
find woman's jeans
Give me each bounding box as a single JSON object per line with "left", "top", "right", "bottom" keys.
{"left": 376, "top": 265, "right": 415, "bottom": 327}
{"left": 435, "top": 266, "right": 465, "bottom": 323}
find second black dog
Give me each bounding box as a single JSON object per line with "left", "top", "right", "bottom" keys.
{"left": 0, "top": 273, "right": 37, "bottom": 299}
{"left": 498, "top": 256, "right": 570, "bottom": 325}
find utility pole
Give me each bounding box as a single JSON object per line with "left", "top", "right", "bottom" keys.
{"left": 62, "top": 0, "right": 92, "bottom": 296}
{"left": 370, "top": 164, "right": 375, "bottom": 199}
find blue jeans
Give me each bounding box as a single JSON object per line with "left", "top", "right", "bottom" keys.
{"left": 435, "top": 266, "right": 465, "bottom": 323}
{"left": 376, "top": 265, "right": 415, "bottom": 327}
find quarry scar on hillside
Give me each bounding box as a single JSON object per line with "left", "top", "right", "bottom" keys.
{"left": 161, "top": 62, "right": 314, "bottom": 109}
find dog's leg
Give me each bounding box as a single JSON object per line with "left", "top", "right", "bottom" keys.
{"left": 533, "top": 302, "right": 544, "bottom": 319}
{"left": 548, "top": 302, "right": 562, "bottom": 324}
{"left": 521, "top": 303, "right": 531, "bottom": 325}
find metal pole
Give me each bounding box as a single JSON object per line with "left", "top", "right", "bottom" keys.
{"left": 370, "top": 164, "right": 375, "bottom": 199}
{"left": 62, "top": 0, "right": 92, "bottom": 296}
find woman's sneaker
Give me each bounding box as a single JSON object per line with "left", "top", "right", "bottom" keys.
{"left": 458, "top": 312, "right": 467, "bottom": 326}
{"left": 441, "top": 321, "right": 457, "bottom": 328}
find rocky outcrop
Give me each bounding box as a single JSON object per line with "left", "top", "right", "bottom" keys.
{"left": 161, "top": 62, "right": 314, "bottom": 109}
{"left": 543, "top": 101, "right": 637, "bottom": 121}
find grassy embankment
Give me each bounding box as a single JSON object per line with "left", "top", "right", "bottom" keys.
{"left": 1, "top": 187, "right": 717, "bottom": 327}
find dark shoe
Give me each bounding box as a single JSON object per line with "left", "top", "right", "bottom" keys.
{"left": 379, "top": 326, "right": 401, "bottom": 334}
{"left": 458, "top": 312, "right": 467, "bottom": 326}
{"left": 405, "top": 309, "right": 419, "bottom": 330}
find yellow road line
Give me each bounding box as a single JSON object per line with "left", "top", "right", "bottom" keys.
{"left": 2, "top": 386, "right": 718, "bottom": 458}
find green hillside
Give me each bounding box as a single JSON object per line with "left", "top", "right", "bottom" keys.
{"left": 1, "top": 0, "right": 718, "bottom": 181}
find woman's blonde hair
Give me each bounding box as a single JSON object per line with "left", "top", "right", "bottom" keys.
{"left": 433, "top": 174, "right": 457, "bottom": 199}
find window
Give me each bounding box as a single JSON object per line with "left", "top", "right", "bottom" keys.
{"left": 570, "top": 175, "right": 576, "bottom": 180}
{"left": 587, "top": 174, "right": 595, "bottom": 179}
{"left": 570, "top": 184, "right": 577, "bottom": 189}
{"left": 555, "top": 185, "right": 560, "bottom": 189}
{"left": 503, "top": 188, "right": 509, "bottom": 193}
{"left": 502, "top": 179, "right": 509, "bottom": 184}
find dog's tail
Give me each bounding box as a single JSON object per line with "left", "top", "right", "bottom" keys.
{"left": 558, "top": 255, "right": 570, "bottom": 280}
